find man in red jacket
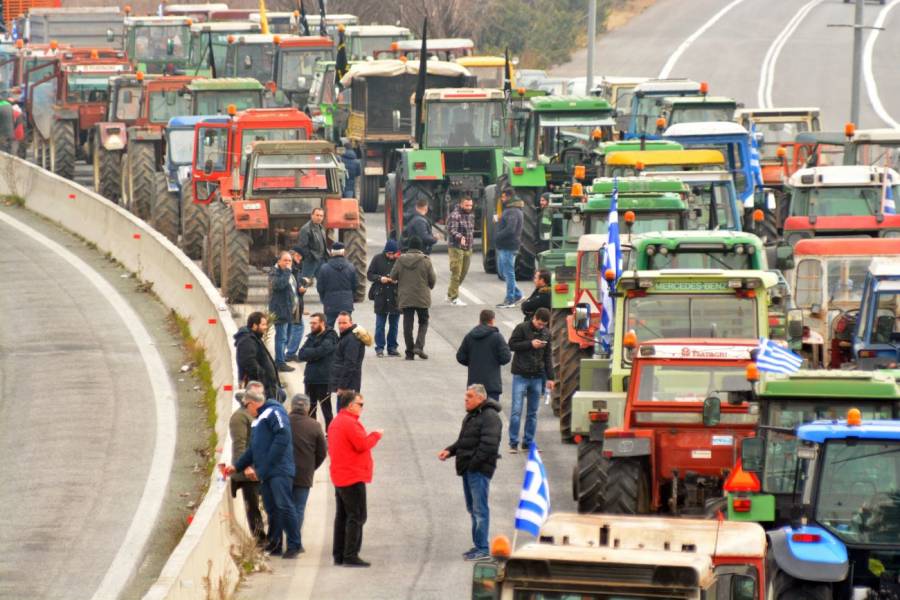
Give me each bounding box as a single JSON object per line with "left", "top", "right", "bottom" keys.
{"left": 327, "top": 390, "right": 383, "bottom": 567}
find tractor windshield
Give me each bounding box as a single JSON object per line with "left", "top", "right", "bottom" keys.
{"left": 539, "top": 113, "right": 613, "bottom": 154}
{"left": 238, "top": 128, "right": 308, "bottom": 171}
{"left": 232, "top": 44, "right": 275, "bottom": 82}
{"left": 114, "top": 85, "right": 143, "bottom": 121}
{"left": 669, "top": 104, "right": 735, "bottom": 126}
{"left": 279, "top": 50, "right": 331, "bottom": 91}
{"left": 636, "top": 363, "right": 754, "bottom": 404}
{"left": 624, "top": 293, "right": 758, "bottom": 340}
{"left": 644, "top": 249, "right": 754, "bottom": 270}
{"left": 794, "top": 257, "right": 873, "bottom": 309}
{"left": 425, "top": 100, "right": 507, "bottom": 148}
{"left": 133, "top": 25, "right": 190, "bottom": 61}
{"left": 167, "top": 128, "right": 194, "bottom": 165}
{"left": 66, "top": 74, "right": 111, "bottom": 104}
{"left": 755, "top": 120, "right": 810, "bottom": 161}
{"left": 790, "top": 186, "right": 888, "bottom": 217}
{"left": 815, "top": 439, "right": 900, "bottom": 545}
{"left": 189, "top": 32, "right": 232, "bottom": 72}
{"left": 762, "top": 400, "right": 895, "bottom": 494}
{"left": 248, "top": 153, "right": 339, "bottom": 193}
{"left": 193, "top": 90, "right": 261, "bottom": 114}
{"left": 589, "top": 211, "right": 682, "bottom": 236}
{"left": 862, "top": 290, "right": 900, "bottom": 344}
{"left": 148, "top": 89, "right": 191, "bottom": 123}
{"left": 853, "top": 143, "right": 900, "bottom": 171}
{"left": 0, "top": 60, "right": 14, "bottom": 90}
{"left": 467, "top": 65, "right": 504, "bottom": 88}
{"left": 351, "top": 36, "right": 399, "bottom": 59}
{"left": 632, "top": 94, "right": 667, "bottom": 136}
{"left": 684, "top": 180, "right": 738, "bottom": 229}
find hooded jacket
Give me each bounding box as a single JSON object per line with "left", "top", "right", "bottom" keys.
{"left": 403, "top": 213, "right": 438, "bottom": 254}
{"left": 494, "top": 200, "right": 524, "bottom": 251}
{"left": 316, "top": 255, "right": 357, "bottom": 314}
{"left": 289, "top": 407, "right": 327, "bottom": 488}
{"left": 234, "top": 326, "right": 281, "bottom": 401}
{"left": 445, "top": 399, "right": 502, "bottom": 478}
{"left": 456, "top": 324, "right": 512, "bottom": 396}
{"left": 366, "top": 252, "right": 399, "bottom": 314}
{"left": 297, "top": 327, "right": 339, "bottom": 385}
{"left": 521, "top": 286, "right": 551, "bottom": 321}
{"left": 235, "top": 399, "right": 295, "bottom": 482}
{"left": 390, "top": 250, "right": 436, "bottom": 309}
{"left": 328, "top": 408, "right": 382, "bottom": 487}
{"left": 330, "top": 323, "right": 371, "bottom": 392}
{"left": 509, "top": 319, "right": 554, "bottom": 379}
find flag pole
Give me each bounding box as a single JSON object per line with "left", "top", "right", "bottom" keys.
{"left": 512, "top": 529, "right": 519, "bottom": 551}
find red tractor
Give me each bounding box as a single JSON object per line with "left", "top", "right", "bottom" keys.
{"left": 577, "top": 339, "right": 758, "bottom": 515}
{"left": 27, "top": 47, "right": 133, "bottom": 179}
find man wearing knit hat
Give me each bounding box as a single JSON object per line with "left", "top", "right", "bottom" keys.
{"left": 316, "top": 242, "right": 357, "bottom": 328}
{"left": 390, "top": 236, "right": 436, "bottom": 360}
{"left": 288, "top": 393, "right": 326, "bottom": 553}
{"left": 366, "top": 240, "right": 402, "bottom": 357}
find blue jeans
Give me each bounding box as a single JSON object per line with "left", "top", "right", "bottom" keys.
{"left": 510, "top": 374, "right": 543, "bottom": 448}
{"left": 497, "top": 249, "right": 522, "bottom": 303}
{"left": 263, "top": 476, "right": 301, "bottom": 552}
{"left": 302, "top": 258, "right": 321, "bottom": 279}
{"left": 291, "top": 486, "right": 311, "bottom": 549}
{"left": 462, "top": 471, "right": 491, "bottom": 554}
{"left": 286, "top": 319, "right": 305, "bottom": 357}
{"left": 374, "top": 312, "right": 400, "bottom": 352}
{"left": 274, "top": 321, "right": 290, "bottom": 364}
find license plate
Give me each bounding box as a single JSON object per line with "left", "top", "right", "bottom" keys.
{"left": 364, "top": 166, "right": 383, "bottom": 176}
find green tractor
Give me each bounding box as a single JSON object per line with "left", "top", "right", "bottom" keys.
{"left": 185, "top": 21, "right": 261, "bottom": 77}
{"left": 124, "top": 16, "right": 193, "bottom": 75}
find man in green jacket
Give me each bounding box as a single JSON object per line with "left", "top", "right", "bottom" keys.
{"left": 229, "top": 383, "right": 267, "bottom": 544}
{"left": 390, "top": 236, "right": 436, "bottom": 360}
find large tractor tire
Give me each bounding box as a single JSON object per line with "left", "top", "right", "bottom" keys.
{"left": 573, "top": 440, "right": 610, "bottom": 514}
{"left": 180, "top": 185, "right": 207, "bottom": 259}
{"left": 481, "top": 185, "right": 498, "bottom": 274}
{"left": 127, "top": 143, "right": 156, "bottom": 220}
{"left": 49, "top": 119, "right": 76, "bottom": 180}
{"left": 549, "top": 309, "right": 569, "bottom": 417}
{"left": 208, "top": 200, "right": 250, "bottom": 303}
{"left": 605, "top": 458, "right": 651, "bottom": 515}
{"left": 343, "top": 212, "right": 368, "bottom": 303}
{"left": 149, "top": 172, "right": 179, "bottom": 244}
{"left": 559, "top": 336, "right": 592, "bottom": 443}
{"left": 771, "top": 569, "right": 832, "bottom": 600}
{"left": 360, "top": 174, "right": 379, "bottom": 213}
{"left": 515, "top": 189, "right": 540, "bottom": 280}
{"left": 92, "top": 141, "right": 121, "bottom": 202}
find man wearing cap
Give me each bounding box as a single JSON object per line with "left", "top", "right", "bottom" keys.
{"left": 288, "top": 394, "right": 327, "bottom": 552}
{"left": 226, "top": 386, "right": 302, "bottom": 558}
{"left": 228, "top": 384, "right": 266, "bottom": 546}
{"left": 390, "top": 236, "right": 436, "bottom": 360}
{"left": 317, "top": 242, "right": 358, "bottom": 329}
{"left": 297, "top": 207, "right": 328, "bottom": 279}
{"left": 366, "top": 240, "right": 401, "bottom": 357}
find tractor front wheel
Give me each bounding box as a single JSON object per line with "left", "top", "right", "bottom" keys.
{"left": 604, "top": 458, "right": 651, "bottom": 515}
{"left": 558, "top": 334, "right": 591, "bottom": 443}
{"left": 360, "top": 174, "right": 379, "bottom": 213}
{"left": 180, "top": 185, "right": 207, "bottom": 259}
{"left": 343, "top": 212, "right": 368, "bottom": 303}
{"left": 574, "top": 440, "right": 609, "bottom": 513}
{"left": 128, "top": 143, "right": 156, "bottom": 220}
{"left": 549, "top": 308, "right": 568, "bottom": 418}
{"left": 93, "top": 140, "right": 121, "bottom": 202}
{"left": 208, "top": 200, "right": 250, "bottom": 303}
{"left": 149, "top": 172, "right": 179, "bottom": 244}
{"left": 49, "top": 119, "right": 76, "bottom": 180}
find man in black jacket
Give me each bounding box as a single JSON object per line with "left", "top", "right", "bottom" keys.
{"left": 366, "top": 240, "right": 401, "bottom": 357}
{"left": 289, "top": 394, "right": 327, "bottom": 553}
{"left": 297, "top": 313, "right": 339, "bottom": 428}
{"left": 403, "top": 198, "right": 439, "bottom": 254}
{"left": 330, "top": 312, "right": 371, "bottom": 394}
{"left": 438, "top": 384, "right": 502, "bottom": 562}
{"left": 494, "top": 189, "right": 524, "bottom": 308}
{"left": 521, "top": 270, "right": 551, "bottom": 321}
{"left": 456, "top": 309, "right": 512, "bottom": 401}
{"left": 234, "top": 311, "right": 282, "bottom": 402}
{"left": 317, "top": 243, "right": 357, "bottom": 328}
{"left": 507, "top": 307, "right": 555, "bottom": 453}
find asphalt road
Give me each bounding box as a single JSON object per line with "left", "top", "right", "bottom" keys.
{"left": 555, "top": 0, "right": 900, "bottom": 130}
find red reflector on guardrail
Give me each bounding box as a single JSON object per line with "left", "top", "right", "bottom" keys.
{"left": 184, "top": 283, "right": 193, "bottom": 289}
{"left": 133, "top": 233, "right": 141, "bottom": 239}
{"left": 208, "top": 318, "right": 217, "bottom": 324}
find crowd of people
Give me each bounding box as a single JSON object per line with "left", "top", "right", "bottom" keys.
{"left": 226, "top": 190, "right": 553, "bottom": 566}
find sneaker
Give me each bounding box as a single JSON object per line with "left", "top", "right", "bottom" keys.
{"left": 285, "top": 354, "right": 299, "bottom": 363}
{"left": 464, "top": 550, "right": 490, "bottom": 561}
{"left": 376, "top": 350, "right": 385, "bottom": 357}
{"left": 508, "top": 446, "right": 519, "bottom": 454}
{"left": 521, "top": 443, "right": 530, "bottom": 452}
{"left": 276, "top": 363, "right": 295, "bottom": 373}
{"left": 387, "top": 349, "right": 401, "bottom": 357}
{"left": 462, "top": 547, "right": 478, "bottom": 557}
{"left": 414, "top": 349, "right": 429, "bottom": 360}
{"left": 496, "top": 301, "right": 516, "bottom": 309}
{"left": 282, "top": 548, "right": 304, "bottom": 559}
{"left": 447, "top": 297, "right": 467, "bottom": 306}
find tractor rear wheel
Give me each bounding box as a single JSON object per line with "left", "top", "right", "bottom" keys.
{"left": 128, "top": 143, "right": 155, "bottom": 220}
{"left": 574, "top": 440, "right": 609, "bottom": 513}
{"left": 209, "top": 200, "right": 250, "bottom": 303}
{"left": 93, "top": 141, "right": 121, "bottom": 202}
{"left": 515, "top": 189, "right": 540, "bottom": 280}
{"left": 360, "top": 174, "right": 379, "bottom": 213}
{"left": 605, "top": 458, "right": 651, "bottom": 515}
{"left": 481, "top": 186, "right": 497, "bottom": 274}
{"left": 49, "top": 119, "right": 75, "bottom": 180}
{"left": 343, "top": 212, "right": 368, "bottom": 303}
{"left": 559, "top": 335, "right": 591, "bottom": 443}
{"left": 150, "top": 172, "right": 179, "bottom": 244}
{"left": 771, "top": 569, "right": 832, "bottom": 600}
{"left": 180, "top": 185, "right": 207, "bottom": 259}
{"left": 549, "top": 309, "right": 568, "bottom": 417}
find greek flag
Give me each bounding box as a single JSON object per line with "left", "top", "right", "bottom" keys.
{"left": 11, "top": 22, "right": 19, "bottom": 41}
{"left": 514, "top": 444, "right": 550, "bottom": 537}
{"left": 748, "top": 124, "right": 765, "bottom": 206}
{"left": 598, "top": 178, "right": 622, "bottom": 353}
{"left": 884, "top": 172, "right": 896, "bottom": 215}
{"left": 157, "top": 2, "right": 164, "bottom": 16}
{"left": 756, "top": 337, "right": 802, "bottom": 374}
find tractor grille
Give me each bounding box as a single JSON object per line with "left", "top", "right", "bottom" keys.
{"left": 506, "top": 560, "right": 655, "bottom": 584}
{"left": 443, "top": 150, "right": 493, "bottom": 174}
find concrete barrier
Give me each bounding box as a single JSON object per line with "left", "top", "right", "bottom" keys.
{"left": 0, "top": 154, "right": 250, "bottom": 599}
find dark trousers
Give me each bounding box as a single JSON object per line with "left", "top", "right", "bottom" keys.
{"left": 306, "top": 382, "right": 334, "bottom": 429}
{"left": 402, "top": 307, "right": 429, "bottom": 355}
{"left": 239, "top": 481, "right": 266, "bottom": 543}
{"left": 333, "top": 482, "right": 367, "bottom": 562}
{"left": 263, "top": 476, "right": 301, "bottom": 552}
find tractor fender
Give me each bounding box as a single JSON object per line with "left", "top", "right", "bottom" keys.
{"left": 768, "top": 526, "right": 848, "bottom": 584}
{"left": 325, "top": 197, "right": 360, "bottom": 230}
{"left": 602, "top": 430, "right": 652, "bottom": 458}
{"left": 128, "top": 127, "right": 162, "bottom": 142}
{"left": 231, "top": 200, "right": 268, "bottom": 230}
{"left": 96, "top": 122, "right": 127, "bottom": 151}
{"left": 54, "top": 108, "right": 78, "bottom": 120}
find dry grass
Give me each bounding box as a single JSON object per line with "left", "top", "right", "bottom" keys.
{"left": 606, "top": 0, "right": 658, "bottom": 31}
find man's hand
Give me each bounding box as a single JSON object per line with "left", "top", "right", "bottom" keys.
{"left": 224, "top": 465, "right": 237, "bottom": 476}
{"left": 380, "top": 276, "right": 392, "bottom": 284}
{"left": 531, "top": 339, "right": 546, "bottom": 349}
{"left": 438, "top": 449, "right": 450, "bottom": 461}
{"left": 546, "top": 380, "right": 556, "bottom": 391}
{"left": 373, "top": 428, "right": 384, "bottom": 436}
{"left": 244, "top": 466, "right": 258, "bottom": 481}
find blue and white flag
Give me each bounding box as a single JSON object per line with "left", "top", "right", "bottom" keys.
{"left": 514, "top": 443, "right": 550, "bottom": 537}
{"left": 598, "top": 178, "right": 622, "bottom": 353}
{"left": 756, "top": 337, "right": 802, "bottom": 374}
{"left": 157, "top": 2, "right": 165, "bottom": 16}
{"left": 749, "top": 123, "right": 765, "bottom": 192}
{"left": 883, "top": 172, "right": 896, "bottom": 215}
{"left": 11, "top": 21, "right": 19, "bottom": 42}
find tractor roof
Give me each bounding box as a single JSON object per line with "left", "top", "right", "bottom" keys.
{"left": 423, "top": 87, "right": 504, "bottom": 101}
{"left": 795, "top": 131, "right": 847, "bottom": 145}
{"left": 344, "top": 25, "right": 410, "bottom": 37}
{"left": 605, "top": 149, "right": 726, "bottom": 167}
{"left": 634, "top": 78, "right": 700, "bottom": 95}
{"left": 305, "top": 14, "right": 359, "bottom": 24}
{"left": 787, "top": 165, "right": 897, "bottom": 187}
{"left": 232, "top": 107, "right": 312, "bottom": 126}
{"left": 339, "top": 59, "right": 470, "bottom": 87}
{"left": 530, "top": 95, "right": 612, "bottom": 112}
{"left": 868, "top": 256, "right": 900, "bottom": 278}
{"left": 395, "top": 38, "right": 474, "bottom": 52}
{"left": 799, "top": 419, "right": 900, "bottom": 443}
{"left": 664, "top": 121, "right": 749, "bottom": 138}
{"left": 663, "top": 95, "right": 736, "bottom": 106}
{"left": 278, "top": 36, "right": 333, "bottom": 49}
{"left": 190, "top": 21, "right": 260, "bottom": 33}
{"left": 250, "top": 140, "right": 335, "bottom": 155}
{"left": 600, "top": 140, "right": 683, "bottom": 153}
{"left": 852, "top": 128, "right": 900, "bottom": 143}
{"left": 593, "top": 75, "right": 650, "bottom": 86}
{"left": 590, "top": 177, "right": 687, "bottom": 195}
{"left": 794, "top": 238, "right": 900, "bottom": 257}
{"left": 187, "top": 77, "right": 263, "bottom": 91}
{"left": 230, "top": 33, "right": 300, "bottom": 45}
{"left": 735, "top": 107, "right": 820, "bottom": 119}
{"left": 758, "top": 369, "right": 900, "bottom": 398}
{"left": 576, "top": 233, "right": 614, "bottom": 252}
{"left": 125, "top": 16, "right": 192, "bottom": 26}
{"left": 584, "top": 193, "right": 686, "bottom": 212}
{"left": 632, "top": 230, "right": 764, "bottom": 248}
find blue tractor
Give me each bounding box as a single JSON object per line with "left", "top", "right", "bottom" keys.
{"left": 740, "top": 412, "right": 900, "bottom": 599}
{"left": 853, "top": 258, "right": 900, "bottom": 369}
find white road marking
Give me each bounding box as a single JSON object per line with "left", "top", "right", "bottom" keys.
{"left": 863, "top": 0, "right": 900, "bottom": 128}
{"left": 458, "top": 285, "right": 484, "bottom": 305}
{"left": 758, "top": 0, "right": 824, "bottom": 108}
{"left": 657, "top": 0, "right": 748, "bottom": 78}
{"left": 501, "top": 318, "right": 519, "bottom": 331}
{"left": 0, "top": 211, "right": 177, "bottom": 600}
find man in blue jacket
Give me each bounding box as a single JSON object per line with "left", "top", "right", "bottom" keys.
{"left": 493, "top": 189, "right": 524, "bottom": 308}
{"left": 316, "top": 242, "right": 358, "bottom": 328}
{"left": 341, "top": 143, "right": 361, "bottom": 198}
{"left": 226, "top": 385, "right": 302, "bottom": 558}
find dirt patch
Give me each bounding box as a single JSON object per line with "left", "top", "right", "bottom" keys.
{"left": 606, "top": 0, "right": 659, "bottom": 31}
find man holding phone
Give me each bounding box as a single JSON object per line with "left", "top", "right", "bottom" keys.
{"left": 506, "top": 307, "right": 555, "bottom": 454}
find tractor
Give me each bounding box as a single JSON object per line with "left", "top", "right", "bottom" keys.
{"left": 658, "top": 95, "right": 739, "bottom": 127}
{"left": 305, "top": 60, "right": 353, "bottom": 143}
{"left": 626, "top": 78, "right": 702, "bottom": 140}
{"left": 455, "top": 55, "right": 515, "bottom": 89}
{"left": 123, "top": 16, "right": 192, "bottom": 75}
{"left": 342, "top": 25, "right": 411, "bottom": 60}
{"left": 160, "top": 3, "right": 228, "bottom": 22}
{"left": 590, "top": 75, "right": 648, "bottom": 133}
{"left": 271, "top": 35, "right": 333, "bottom": 109}
{"left": 201, "top": 140, "right": 366, "bottom": 305}
{"left": 27, "top": 47, "right": 132, "bottom": 179}
{"left": 572, "top": 339, "right": 758, "bottom": 515}
{"left": 343, "top": 60, "right": 473, "bottom": 213}
{"left": 852, "top": 258, "right": 900, "bottom": 369}
{"left": 185, "top": 21, "right": 261, "bottom": 78}
{"left": 150, "top": 114, "right": 206, "bottom": 245}
{"left": 223, "top": 33, "right": 299, "bottom": 86}
{"left": 377, "top": 38, "right": 474, "bottom": 62}
{"left": 735, "top": 108, "right": 821, "bottom": 191}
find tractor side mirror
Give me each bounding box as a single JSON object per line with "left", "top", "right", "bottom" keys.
{"left": 774, "top": 243, "right": 794, "bottom": 270}
{"left": 740, "top": 437, "right": 764, "bottom": 473}
{"left": 573, "top": 303, "right": 590, "bottom": 331}
{"left": 702, "top": 395, "right": 721, "bottom": 427}
{"left": 787, "top": 308, "right": 803, "bottom": 340}
{"left": 167, "top": 38, "right": 175, "bottom": 56}
{"left": 106, "top": 28, "right": 115, "bottom": 43}
{"left": 731, "top": 575, "right": 756, "bottom": 600}
{"left": 392, "top": 109, "right": 401, "bottom": 132}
